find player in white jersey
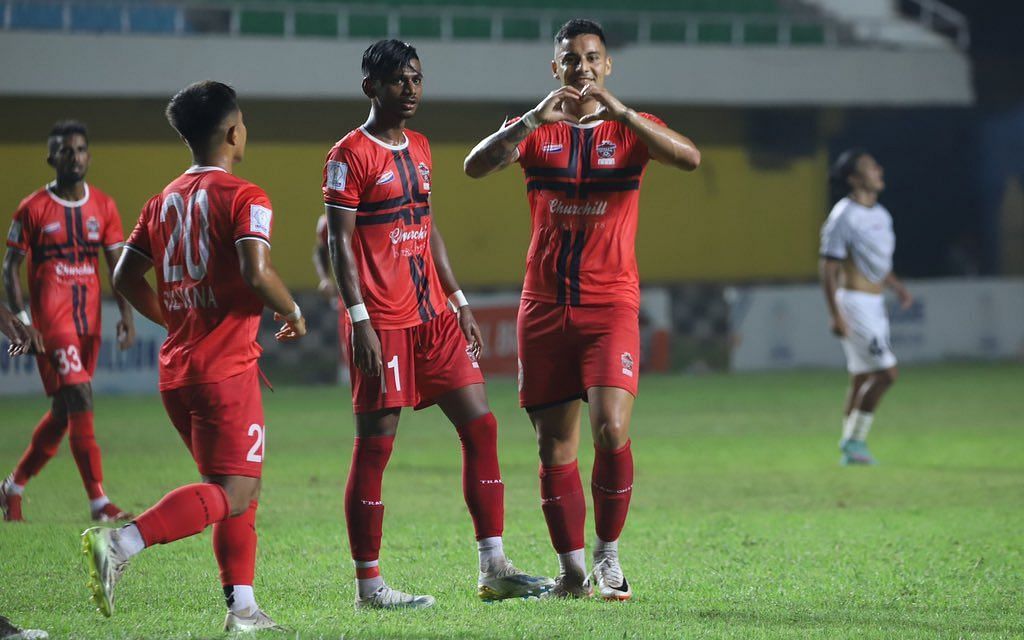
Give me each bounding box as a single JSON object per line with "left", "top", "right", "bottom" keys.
{"left": 819, "top": 149, "right": 913, "bottom": 465}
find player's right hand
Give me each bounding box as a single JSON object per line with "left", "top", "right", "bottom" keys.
{"left": 533, "top": 86, "right": 583, "bottom": 125}
{"left": 351, "top": 320, "right": 382, "bottom": 377}
{"left": 5, "top": 321, "right": 44, "bottom": 357}
{"left": 829, "top": 315, "right": 847, "bottom": 338}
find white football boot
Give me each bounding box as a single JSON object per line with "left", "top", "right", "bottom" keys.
{"left": 355, "top": 584, "right": 435, "bottom": 610}
{"left": 223, "top": 608, "right": 289, "bottom": 633}
{"left": 81, "top": 527, "right": 131, "bottom": 617}
{"left": 478, "top": 557, "right": 554, "bottom": 601}
{"left": 592, "top": 553, "right": 632, "bottom": 601}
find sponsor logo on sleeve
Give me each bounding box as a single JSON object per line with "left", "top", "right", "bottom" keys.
{"left": 250, "top": 204, "right": 273, "bottom": 236}
{"left": 375, "top": 170, "right": 395, "bottom": 185}
{"left": 597, "top": 140, "right": 617, "bottom": 166}
{"left": 7, "top": 220, "right": 21, "bottom": 243}
{"left": 326, "top": 161, "right": 348, "bottom": 191}
{"left": 86, "top": 216, "right": 101, "bottom": 241}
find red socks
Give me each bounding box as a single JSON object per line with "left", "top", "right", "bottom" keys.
{"left": 13, "top": 411, "right": 67, "bottom": 485}
{"left": 68, "top": 410, "right": 105, "bottom": 499}
{"left": 344, "top": 435, "right": 394, "bottom": 562}
{"left": 213, "top": 500, "right": 258, "bottom": 586}
{"left": 592, "top": 440, "right": 634, "bottom": 543}
{"left": 134, "top": 483, "right": 230, "bottom": 546}
{"left": 539, "top": 460, "right": 586, "bottom": 553}
{"left": 455, "top": 413, "right": 505, "bottom": 540}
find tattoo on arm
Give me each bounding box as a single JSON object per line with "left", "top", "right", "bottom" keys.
{"left": 472, "top": 120, "right": 533, "bottom": 172}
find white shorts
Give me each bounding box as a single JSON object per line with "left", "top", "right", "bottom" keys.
{"left": 835, "top": 289, "right": 898, "bottom": 375}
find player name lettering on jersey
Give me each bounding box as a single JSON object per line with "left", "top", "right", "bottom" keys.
{"left": 548, "top": 199, "right": 609, "bottom": 217}
{"left": 163, "top": 285, "right": 218, "bottom": 312}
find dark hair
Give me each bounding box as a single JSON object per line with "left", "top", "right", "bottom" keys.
{"left": 555, "top": 19, "right": 606, "bottom": 45}
{"left": 49, "top": 120, "right": 89, "bottom": 146}
{"left": 165, "top": 80, "right": 239, "bottom": 151}
{"left": 362, "top": 39, "right": 419, "bottom": 83}
{"left": 831, "top": 147, "right": 869, "bottom": 184}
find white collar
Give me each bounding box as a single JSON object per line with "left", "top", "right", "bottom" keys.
{"left": 185, "top": 165, "right": 228, "bottom": 174}
{"left": 45, "top": 182, "right": 90, "bottom": 207}
{"left": 359, "top": 126, "right": 409, "bottom": 150}
{"left": 564, "top": 120, "right": 604, "bottom": 129}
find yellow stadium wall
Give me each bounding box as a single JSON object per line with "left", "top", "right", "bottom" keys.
{"left": 0, "top": 141, "right": 825, "bottom": 289}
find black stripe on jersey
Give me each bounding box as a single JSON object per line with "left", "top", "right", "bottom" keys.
{"left": 71, "top": 283, "right": 83, "bottom": 335}
{"left": 74, "top": 207, "right": 87, "bottom": 253}
{"left": 391, "top": 150, "right": 416, "bottom": 224}
{"left": 585, "top": 165, "right": 644, "bottom": 179}
{"left": 576, "top": 129, "right": 594, "bottom": 199}
{"left": 416, "top": 255, "right": 436, "bottom": 322}
{"left": 554, "top": 229, "right": 573, "bottom": 305}
{"left": 579, "top": 180, "right": 641, "bottom": 196}
{"left": 78, "top": 284, "right": 89, "bottom": 334}
{"left": 407, "top": 256, "right": 431, "bottom": 324}
{"left": 355, "top": 206, "right": 430, "bottom": 227}
{"left": 64, "top": 207, "right": 77, "bottom": 263}
{"left": 526, "top": 181, "right": 575, "bottom": 197}
{"left": 568, "top": 230, "right": 586, "bottom": 306}
{"left": 399, "top": 149, "right": 433, "bottom": 224}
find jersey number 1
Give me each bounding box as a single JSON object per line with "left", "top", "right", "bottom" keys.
{"left": 161, "top": 189, "right": 211, "bottom": 283}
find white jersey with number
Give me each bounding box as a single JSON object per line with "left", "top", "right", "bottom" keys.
{"left": 819, "top": 197, "right": 895, "bottom": 284}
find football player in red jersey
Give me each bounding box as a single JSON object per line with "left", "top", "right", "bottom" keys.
{"left": 464, "top": 19, "right": 701, "bottom": 600}
{"left": 1, "top": 121, "right": 136, "bottom": 523}
{"left": 324, "top": 40, "right": 552, "bottom": 609}
{"left": 81, "top": 81, "right": 306, "bottom": 633}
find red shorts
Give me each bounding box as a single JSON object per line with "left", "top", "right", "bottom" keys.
{"left": 517, "top": 299, "right": 640, "bottom": 410}
{"left": 345, "top": 309, "right": 484, "bottom": 414}
{"left": 160, "top": 365, "right": 265, "bottom": 478}
{"left": 36, "top": 333, "right": 100, "bottom": 396}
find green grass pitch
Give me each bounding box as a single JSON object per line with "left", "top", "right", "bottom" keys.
{"left": 1, "top": 364, "right": 1022, "bottom": 639}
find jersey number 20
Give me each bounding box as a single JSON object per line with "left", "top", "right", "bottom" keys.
{"left": 160, "top": 190, "right": 211, "bottom": 283}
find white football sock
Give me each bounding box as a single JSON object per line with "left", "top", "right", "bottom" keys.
{"left": 225, "top": 585, "right": 257, "bottom": 614}
{"left": 558, "top": 548, "right": 587, "bottom": 579}
{"left": 4, "top": 475, "right": 25, "bottom": 496}
{"left": 477, "top": 536, "right": 505, "bottom": 573}
{"left": 849, "top": 410, "right": 874, "bottom": 442}
{"left": 841, "top": 413, "right": 857, "bottom": 443}
{"left": 90, "top": 496, "right": 110, "bottom": 512}
{"left": 355, "top": 560, "right": 384, "bottom": 599}
{"left": 117, "top": 523, "right": 146, "bottom": 558}
{"left": 594, "top": 537, "right": 618, "bottom": 558}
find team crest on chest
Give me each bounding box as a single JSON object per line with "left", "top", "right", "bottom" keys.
{"left": 597, "top": 140, "right": 617, "bottom": 166}
{"left": 417, "top": 162, "right": 431, "bottom": 190}
{"left": 86, "top": 216, "right": 101, "bottom": 241}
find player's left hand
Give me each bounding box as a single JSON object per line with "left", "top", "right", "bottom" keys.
{"left": 274, "top": 313, "right": 307, "bottom": 341}
{"left": 116, "top": 315, "right": 136, "bottom": 351}
{"left": 457, "top": 306, "right": 484, "bottom": 360}
{"left": 2, "top": 313, "right": 39, "bottom": 357}
{"left": 578, "top": 84, "right": 630, "bottom": 124}
{"left": 898, "top": 289, "right": 914, "bottom": 310}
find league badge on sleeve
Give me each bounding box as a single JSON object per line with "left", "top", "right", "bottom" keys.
{"left": 327, "top": 161, "right": 348, "bottom": 191}
{"left": 250, "top": 204, "right": 273, "bottom": 236}
{"left": 418, "top": 162, "right": 431, "bottom": 190}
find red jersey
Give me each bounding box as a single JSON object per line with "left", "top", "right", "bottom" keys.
{"left": 322, "top": 126, "right": 447, "bottom": 330}
{"left": 125, "top": 167, "right": 273, "bottom": 390}
{"left": 6, "top": 183, "right": 123, "bottom": 337}
{"left": 515, "top": 114, "right": 664, "bottom": 310}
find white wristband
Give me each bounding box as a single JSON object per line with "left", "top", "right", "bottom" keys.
{"left": 283, "top": 303, "right": 302, "bottom": 322}
{"left": 347, "top": 303, "right": 370, "bottom": 323}
{"left": 449, "top": 290, "right": 469, "bottom": 308}
{"left": 521, "top": 110, "right": 541, "bottom": 131}
{"left": 15, "top": 310, "right": 30, "bottom": 326}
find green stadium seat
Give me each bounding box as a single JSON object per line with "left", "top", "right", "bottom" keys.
{"left": 240, "top": 9, "right": 284, "bottom": 36}
{"left": 347, "top": 13, "right": 388, "bottom": 38}
{"left": 400, "top": 15, "right": 442, "bottom": 39}
{"left": 452, "top": 16, "right": 491, "bottom": 39}
{"left": 296, "top": 11, "right": 337, "bottom": 37}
